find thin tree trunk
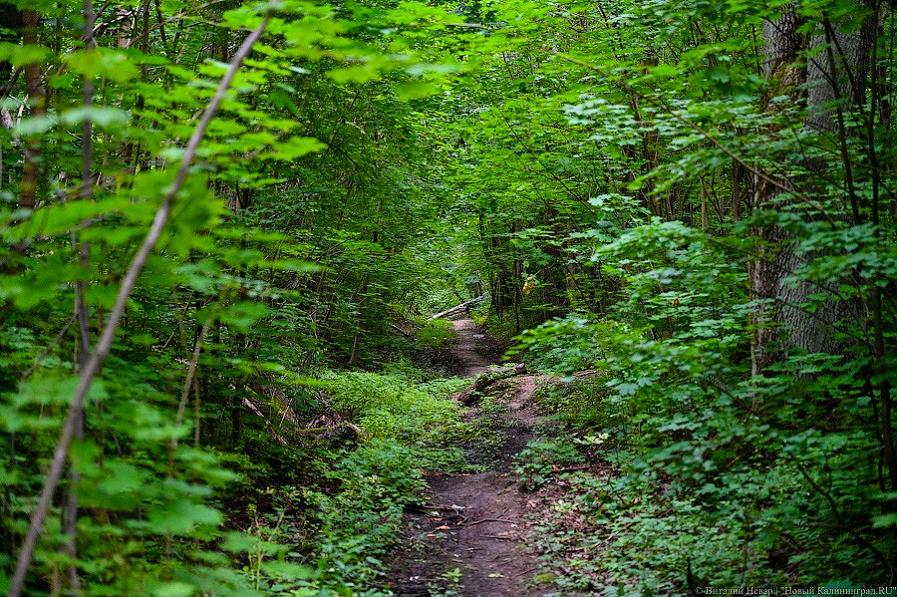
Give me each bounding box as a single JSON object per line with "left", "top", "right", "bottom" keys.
{"left": 19, "top": 9, "right": 44, "bottom": 209}
{"left": 63, "top": 0, "right": 97, "bottom": 583}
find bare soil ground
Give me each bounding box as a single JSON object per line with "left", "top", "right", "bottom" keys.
{"left": 443, "top": 318, "right": 494, "bottom": 377}
{"left": 388, "top": 320, "right": 554, "bottom": 596}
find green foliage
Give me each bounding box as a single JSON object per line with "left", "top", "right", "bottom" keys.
{"left": 0, "top": 0, "right": 474, "bottom": 592}
{"left": 286, "top": 370, "right": 469, "bottom": 593}
{"left": 304, "top": 440, "right": 426, "bottom": 594}
{"left": 209, "top": 369, "right": 468, "bottom": 596}
{"left": 415, "top": 319, "right": 455, "bottom": 349}
{"left": 2, "top": 0, "right": 897, "bottom": 593}
{"left": 324, "top": 370, "right": 468, "bottom": 470}
{"left": 509, "top": 315, "right": 618, "bottom": 376}
{"left": 513, "top": 439, "right": 585, "bottom": 491}
{"left": 533, "top": 379, "right": 616, "bottom": 431}
{"left": 430, "top": 0, "right": 897, "bottom": 591}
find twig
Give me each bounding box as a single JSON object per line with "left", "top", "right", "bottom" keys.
{"left": 552, "top": 464, "right": 591, "bottom": 473}
{"left": 465, "top": 518, "right": 516, "bottom": 527}
{"left": 192, "top": 374, "right": 201, "bottom": 448}
{"left": 418, "top": 503, "right": 465, "bottom": 512}
{"left": 21, "top": 316, "right": 77, "bottom": 380}
{"left": 292, "top": 422, "right": 362, "bottom": 436}
{"left": 168, "top": 322, "right": 210, "bottom": 473}
{"left": 8, "top": 15, "right": 272, "bottom": 596}
{"left": 389, "top": 323, "right": 413, "bottom": 338}
{"left": 593, "top": 520, "right": 636, "bottom": 548}
{"left": 793, "top": 458, "right": 893, "bottom": 575}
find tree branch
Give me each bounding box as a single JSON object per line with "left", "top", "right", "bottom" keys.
{"left": 168, "top": 321, "right": 210, "bottom": 474}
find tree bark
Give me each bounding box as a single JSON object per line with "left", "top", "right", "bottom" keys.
{"left": 751, "top": 3, "right": 875, "bottom": 375}
{"left": 751, "top": 4, "right": 807, "bottom": 375}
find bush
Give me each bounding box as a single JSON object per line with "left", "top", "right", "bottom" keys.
{"left": 304, "top": 439, "right": 427, "bottom": 593}
{"left": 324, "top": 370, "right": 468, "bottom": 470}
{"left": 415, "top": 319, "right": 456, "bottom": 349}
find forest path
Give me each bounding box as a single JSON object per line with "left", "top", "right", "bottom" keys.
{"left": 389, "top": 320, "right": 551, "bottom": 596}
{"left": 446, "top": 318, "right": 493, "bottom": 377}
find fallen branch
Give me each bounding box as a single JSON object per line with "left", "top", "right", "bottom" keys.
{"left": 243, "top": 398, "right": 290, "bottom": 446}
{"left": 472, "top": 364, "right": 527, "bottom": 392}
{"left": 292, "top": 423, "right": 362, "bottom": 437}
{"left": 417, "top": 503, "right": 465, "bottom": 512}
{"left": 552, "top": 464, "right": 591, "bottom": 473}
{"left": 389, "top": 323, "right": 413, "bottom": 338}
{"left": 8, "top": 16, "right": 271, "bottom": 596}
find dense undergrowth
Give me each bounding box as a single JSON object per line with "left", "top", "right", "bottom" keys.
{"left": 511, "top": 314, "right": 894, "bottom": 593}
{"left": 236, "top": 366, "right": 468, "bottom": 596}
{"left": 2, "top": 0, "right": 897, "bottom": 594}
{"left": 147, "top": 363, "right": 469, "bottom": 596}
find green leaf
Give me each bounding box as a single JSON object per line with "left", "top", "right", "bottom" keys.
{"left": 152, "top": 582, "right": 196, "bottom": 597}
{"left": 146, "top": 500, "right": 223, "bottom": 535}
{"left": 267, "top": 136, "right": 326, "bottom": 160}
{"left": 0, "top": 42, "right": 51, "bottom": 67}
{"left": 65, "top": 48, "right": 141, "bottom": 83}
{"left": 61, "top": 106, "right": 130, "bottom": 127}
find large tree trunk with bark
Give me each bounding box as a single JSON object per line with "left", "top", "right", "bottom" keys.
{"left": 751, "top": 2, "right": 876, "bottom": 375}
{"left": 751, "top": 4, "right": 807, "bottom": 375}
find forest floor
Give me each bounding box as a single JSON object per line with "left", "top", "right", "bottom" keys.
{"left": 389, "top": 319, "right": 555, "bottom": 596}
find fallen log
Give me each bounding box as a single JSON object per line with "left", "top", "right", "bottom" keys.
{"left": 242, "top": 397, "right": 289, "bottom": 446}
{"left": 471, "top": 363, "right": 527, "bottom": 392}
{"left": 428, "top": 295, "right": 485, "bottom": 320}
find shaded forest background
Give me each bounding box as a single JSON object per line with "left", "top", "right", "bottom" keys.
{"left": 1, "top": 0, "right": 896, "bottom": 594}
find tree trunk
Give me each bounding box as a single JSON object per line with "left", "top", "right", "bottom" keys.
{"left": 750, "top": 4, "right": 807, "bottom": 375}
{"left": 751, "top": 3, "right": 875, "bottom": 375}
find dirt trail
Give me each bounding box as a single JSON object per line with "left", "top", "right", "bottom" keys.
{"left": 448, "top": 319, "right": 492, "bottom": 377}
{"left": 390, "top": 320, "right": 551, "bottom": 596}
